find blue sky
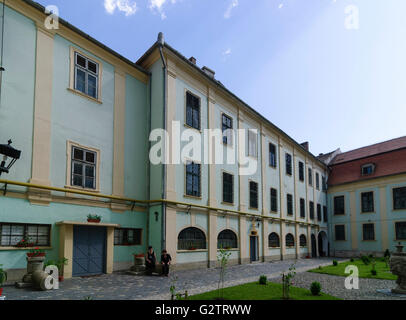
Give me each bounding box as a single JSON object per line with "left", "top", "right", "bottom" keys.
{"left": 35, "top": 0, "right": 406, "bottom": 156}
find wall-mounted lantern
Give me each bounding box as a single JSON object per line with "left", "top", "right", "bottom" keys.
{"left": 0, "top": 139, "right": 21, "bottom": 176}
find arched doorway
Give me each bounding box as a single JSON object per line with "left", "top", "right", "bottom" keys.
{"left": 318, "top": 231, "right": 328, "bottom": 257}
{"left": 311, "top": 234, "right": 317, "bottom": 258}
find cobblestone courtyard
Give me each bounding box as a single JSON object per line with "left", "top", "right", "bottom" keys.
{"left": 2, "top": 258, "right": 403, "bottom": 300}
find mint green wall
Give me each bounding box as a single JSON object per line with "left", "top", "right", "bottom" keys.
{"left": 51, "top": 35, "right": 115, "bottom": 194}
{"left": 124, "top": 74, "right": 148, "bottom": 200}
{"left": 0, "top": 197, "right": 147, "bottom": 269}
{"left": 0, "top": 5, "right": 36, "bottom": 184}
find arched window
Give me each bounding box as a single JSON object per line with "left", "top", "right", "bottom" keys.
{"left": 286, "top": 233, "right": 295, "bottom": 247}
{"left": 300, "top": 234, "right": 307, "bottom": 247}
{"left": 178, "top": 227, "right": 206, "bottom": 250}
{"left": 217, "top": 229, "right": 238, "bottom": 249}
{"left": 268, "top": 232, "right": 280, "bottom": 248}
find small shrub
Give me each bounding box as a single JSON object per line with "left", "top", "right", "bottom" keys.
{"left": 259, "top": 275, "right": 267, "bottom": 285}
{"left": 332, "top": 260, "right": 338, "bottom": 266}
{"left": 310, "top": 282, "right": 322, "bottom": 296}
{"left": 384, "top": 249, "right": 391, "bottom": 258}
{"left": 350, "top": 258, "right": 354, "bottom": 262}
{"left": 361, "top": 255, "right": 371, "bottom": 265}
{"left": 368, "top": 254, "right": 375, "bottom": 259}
{"left": 318, "top": 266, "right": 323, "bottom": 270}
{"left": 371, "top": 269, "right": 377, "bottom": 276}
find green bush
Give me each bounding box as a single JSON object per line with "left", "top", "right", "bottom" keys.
{"left": 332, "top": 260, "right": 338, "bottom": 266}
{"left": 259, "top": 275, "right": 267, "bottom": 285}
{"left": 371, "top": 269, "right": 377, "bottom": 276}
{"left": 350, "top": 258, "right": 354, "bottom": 262}
{"left": 361, "top": 255, "right": 371, "bottom": 265}
{"left": 384, "top": 249, "right": 391, "bottom": 258}
{"left": 310, "top": 282, "right": 322, "bottom": 296}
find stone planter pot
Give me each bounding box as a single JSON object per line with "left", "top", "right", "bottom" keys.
{"left": 134, "top": 256, "right": 145, "bottom": 266}
{"left": 87, "top": 219, "right": 101, "bottom": 223}
{"left": 22, "top": 255, "right": 46, "bottom": 283}
{"left": 390, "top": 243, "right": 406, "bottom": 294}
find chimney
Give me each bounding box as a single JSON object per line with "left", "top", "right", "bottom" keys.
{"left": 157, "top": 32, "right": 164, "bottom": 46}
{"left": 202, "top": 66, "right": 215, "bottom": 79}
{"left": 301, "top": 142, "right": 309, "bottom": 151}
{"left": 189, "top": 57, "right": 197, "bottom": 65}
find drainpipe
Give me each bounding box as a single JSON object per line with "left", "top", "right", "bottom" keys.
{"left": 146, "top": 57, "right": 152, "bottom": 250}
{"left": 158, "top": 32, "right": 167, "bottom": 252}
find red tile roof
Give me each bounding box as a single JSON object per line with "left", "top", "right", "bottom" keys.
{"left": 330, "top": 136, "right": 406, "bottom": 165}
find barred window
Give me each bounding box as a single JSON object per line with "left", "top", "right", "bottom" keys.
{"left": 247, "top": 130, "right": 258, "bottom": 157}
{"left": 114, "top": 228, "right": 142, "bottom": 246}
{"left": 287, "top": 194, "right": 293, "bottom": 216}
{"left": 308, "top": 168, "right": 313, "bottom": 186}
{"left": 217, "top": 229, "right": 238, "bottom": 249}
{"left": 249, "top": 181, "right": 258, "bottom": 209}
{"left": 300, "top": 198, "right": 305, "bottom": 218}
{"left": 335, "top": 225, "right": 346, "bottom": 241}
{"left": 222, "top": 114, "right": 233, "bottom": 145}
{"left": 268, "top": 232, "right": 280, "bottom": 248}
{"left": 270, "top": 188, "right": 278, "bottom": 212}
{"left": 362, "top": 224, "right": 375, "bottom": 241}
{"left": 186, "top": 162, "right": 201, "bottom": 197}
{"left": 323, "top": 206, "right": 328, "bottom": 222}
{"left": 317, "top": 204, "right": 322, "bottom": 221}
{"left": 309, "top": 201, "right": 315, "bottom": 220}
{"left": 334, "top": 196, "right": 345, "bottom": 215}
{"left": 299, "top": 161, "right": 304, "bottom": 181}
{"left": 286, "top": 233, "right": 295, "bottom": 247}
{"left": 0, "top": 223, "right": 51, "bottom": 247}
{"left": 186, "top": 91, "right": 201, "bottom": 130}
{"left": 269, "top": 143, "right": 277, "bottom": 168}
{"left": 316, "top": 172, "right": 320, "bottom": 190}
{"left": 300, "top": 234, "right": 307, "bottom": 247}
{"left": 322, "top": 176, "right": 327, "bottom": 192}
{"left": 361, "top": 192, "right": 374, "bottom": 213}
{"left": 285, "top": 153, "right": 292, "bottom": 175}
{"left": 395, "top": 222, "right": 406, "bottom": 240}
{"left": 178, "top": 227, "right": 206, "bottom": 250}
{"left": 393, "top": 187, "right": 406, "bottom": 210}
{"left": 222, "top": 172, "right": 234, "bottom": 204}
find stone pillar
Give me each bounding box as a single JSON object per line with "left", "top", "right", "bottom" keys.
{"left": 29, "top": 25, "right": 54, "bottom": 205}
{"left": 280, "top": 221, "right": 286, "bottom": 260}
{"left": 262, "top": 219, "right": 268, "bottom": 261}
{"left": 239, "top": 216, "right": 248, "bottom": 264}
{"left": 111, "top": 69, "right": 127, "bottom": 213}
{"left": 349, "top": 191, "right": 358, "bottom": 252}
{"left": 59, "top": 224, "right": 73, "bottom": 279}
{"left": 166, "top": 207, "right": 177, "bottom": 265}
{"left": 379, "top": 186, "right": 389, "bottom": 251}
{"left": 208, "top": 211, "right": 217, "bottom": 268}
{"left": 106, "top": 227, "right": 115, "bottom": 274}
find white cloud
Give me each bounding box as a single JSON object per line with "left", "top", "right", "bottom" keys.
{"left": 223, "top": 48, "right": 232, "bottom": 56}
{"left": 224, "top": 0, "right": 238, "bottom": 19}
{"left": 149, "top": 0, "right": 177, "bottom": 20}
{"left": 278, "top": 3, "right": 283, "bottom": 9}
{"left": 104, "top": 0, "right": 137, "bottom": 16}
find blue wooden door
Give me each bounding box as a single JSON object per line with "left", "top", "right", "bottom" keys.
{"left": 73, "top": 226, "right": 106, "bottom": 277}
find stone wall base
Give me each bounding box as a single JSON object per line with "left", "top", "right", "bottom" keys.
{"left": 4, "top": 268, "right": 26, "bottom": 284}
{"left": 113, "top": 261, "right": 133, "bottom": 272}
{"left": 333, "top": 250, "right": 385, "bottom": 258}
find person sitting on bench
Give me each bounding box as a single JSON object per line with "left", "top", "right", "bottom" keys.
{"left": 145, "top": 246, "right": 156, "bottom": 275}
{"left": 161, "top": 250, "right": 172, "bottom": 277}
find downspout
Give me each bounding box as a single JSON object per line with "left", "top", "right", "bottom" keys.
{"left": 158, "top": 32, "right": 167, "bottom": 251}
{"left": 146, "top": 58, "right": 152, "bottom": 249}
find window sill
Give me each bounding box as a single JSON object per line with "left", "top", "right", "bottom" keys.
{"left": 183, "top": 194, "right": 202, "bottom": 200}
{"left": 0, "top": 246, "right": 52, "bottom": 251}
{"left": 183, "top": 123, "right": 202, "bottom": 133}
{"left": 221, "top": 201, "right": 235, "bottom": 206}
{"left": 65, "top": 185, "right": 100, "bottom": 193}
{"left": 114, "top": 244, "right": 141, "bottom": 247}
{"left": 177, "top": 249, "right": 208, "bottom": 253}
{"left": 217, "top": 248, "right": 239, "bottom": 251}
{"left": 67, "top": 87, "right": 102, "bottom": 104}
{"left": 361, "top": 211, "right": 376, "bottom": 214}
{"left": 269, "top": 247, "right": 281, "bottom": 249}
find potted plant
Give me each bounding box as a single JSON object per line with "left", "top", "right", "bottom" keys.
{"left": 45, "top": 258, "right": 68, "bottom": 282}
{"left": 15, "top": 237, "right": 35, "bottom": 248}
{"left": 87, "top": 214, "right": 102, "bottom": 223}
{"left": 133, "top": 253, "right": 145, "bottom": 266}
{"left": 27, "top": 247, "right": 46, "bottom": 258}
{"left": 0, "top": 264, "right": 7, "bottom": 298}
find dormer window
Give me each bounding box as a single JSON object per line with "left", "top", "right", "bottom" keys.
{"left": 361, "top": 163, "right": 375, "bottom": 176}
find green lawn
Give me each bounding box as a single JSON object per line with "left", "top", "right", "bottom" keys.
{"left": 308, "top": 259, "right": 397, "bottom": 280}
{"left": 188, "top": 282, "right": 340, "bottom": 300}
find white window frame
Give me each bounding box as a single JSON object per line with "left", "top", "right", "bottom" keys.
{"left": 247, "top": 129, "right": 258, "bottom": 158}
{"left": 69, "top": 47, "right": 103, "bottom": 103}
{"left": 66, "top": 141, "right": 101, "bottom": 192}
